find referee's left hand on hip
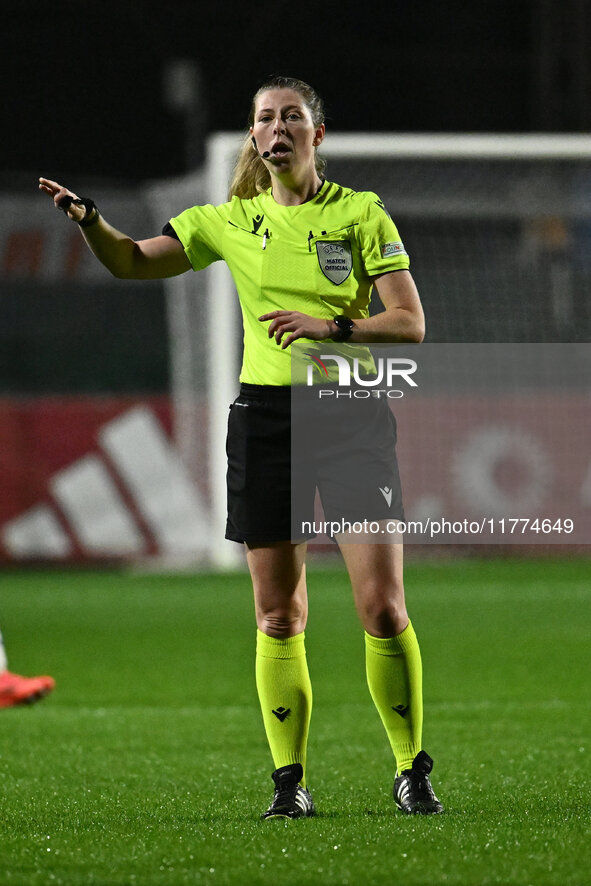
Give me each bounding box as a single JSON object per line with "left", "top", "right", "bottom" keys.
{"left": 258, "top": 310, "right": 335, "bottom": 348}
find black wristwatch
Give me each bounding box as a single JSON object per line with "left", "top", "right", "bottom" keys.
{"left": 331, "top": 314, "right": 355, "bottom": 342}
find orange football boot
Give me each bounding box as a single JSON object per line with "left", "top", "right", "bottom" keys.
{"left": 0, "top": 670, "right": 55, "bottom": 708}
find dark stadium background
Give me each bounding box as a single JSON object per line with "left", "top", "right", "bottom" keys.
{"left": 2, "top": 0, "right": 591, "bottom": 183}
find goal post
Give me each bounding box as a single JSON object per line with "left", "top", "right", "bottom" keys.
{"left": 154, "top": 132, "right": 591, "bottom": 568}
{"left": 205, "top": 134, "right": 244, "bottom": 569}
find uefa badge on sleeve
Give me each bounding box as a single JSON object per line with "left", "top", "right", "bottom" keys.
{"left": 381, "top": 241, "right": 407, "bottom": 259}
{"left": 316, "top": 240, "right": 353, "bottom": 285}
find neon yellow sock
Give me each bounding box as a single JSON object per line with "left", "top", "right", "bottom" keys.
{"left": 365, "top": 621, "right": 423, "bottom": 773}
{"left": 255, "top": 630, "right": 312, "bottom": 787}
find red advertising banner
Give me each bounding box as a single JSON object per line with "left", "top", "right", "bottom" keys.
{"left": 0, "top": 397, "right": 211, "bottom": 562}
{"left": 0, "top": 392, "right": 588, "bottom": 562}
{"left": 393, "top": 394, "right": 590, "bottom": 543}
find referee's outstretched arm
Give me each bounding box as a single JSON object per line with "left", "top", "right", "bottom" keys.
{"left": 38, "top": 178, "right": 191, "bottom": 280}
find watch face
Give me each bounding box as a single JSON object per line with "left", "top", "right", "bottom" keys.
{"left": 334, "top": 316, "right": 354, "bottom": 339}
{"left": 333, "top": 316, "right": 354, "bottom": 341}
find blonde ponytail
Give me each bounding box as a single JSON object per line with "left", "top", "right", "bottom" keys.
{"left": 228, "top": 76, "right": 327, "bottom": 201}
{"left": 228, "top": 135, "right": 272, "bottom": 200}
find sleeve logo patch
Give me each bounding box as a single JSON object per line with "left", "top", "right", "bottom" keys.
{"left": 381, "top": 241, "right": 407, "bottom": 258}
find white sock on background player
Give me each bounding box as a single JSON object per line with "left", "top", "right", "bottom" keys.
{"left": 0, "top": 628, "right": 7, "bottom": 672}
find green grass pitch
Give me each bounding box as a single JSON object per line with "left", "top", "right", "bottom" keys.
{"left": 0, "top": 557, "right": 589, "bottom": 885}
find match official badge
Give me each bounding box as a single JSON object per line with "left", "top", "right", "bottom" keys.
{"left": 316, "top": 240, "right": 353, "bottom": 285}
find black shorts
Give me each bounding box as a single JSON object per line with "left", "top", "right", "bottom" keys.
{"left": 225, "top": 383, "right": 404, "bottom": 544}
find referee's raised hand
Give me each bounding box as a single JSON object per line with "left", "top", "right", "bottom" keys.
{"left": 38, "top": 177, "right": 86, "bottom": 223}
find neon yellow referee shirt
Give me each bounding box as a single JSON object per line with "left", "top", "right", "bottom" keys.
{"left": 169, "top": 180, "right": 410, "bottom": 385}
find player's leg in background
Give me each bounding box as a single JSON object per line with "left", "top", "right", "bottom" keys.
{"left": 337, "top": 539, "right": 423, "bottom": 773}
{"left": 0, "top": 626, "right": 7, "bottom": 673}
{"left": 247, "top": 540, "right": 313, "bottom": 787}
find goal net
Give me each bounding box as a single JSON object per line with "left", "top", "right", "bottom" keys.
{"left": 149, "top": 133, "right": 591, "bottom": 567}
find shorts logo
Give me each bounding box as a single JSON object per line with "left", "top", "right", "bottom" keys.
{"left": 381, "top": 241, "right": 407, "bottom": 258}
{"left": 316, "top": 240, "right": 352, "bottom": 285}
{"left": 379, "top": 486, "right": 393, "bottom": 507}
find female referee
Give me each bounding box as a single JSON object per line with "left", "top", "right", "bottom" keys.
{"left": 39, "top": 75, "right": 443, "bottom": 820}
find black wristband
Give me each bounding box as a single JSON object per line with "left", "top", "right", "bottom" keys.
{"left": 75, "top": 198, "right": 100, "bottom": 228}
{"left": 331, "top": 314, "right": 355, "bottom": 342}
{"left": 58, "top": 195, "right": 99, "bottom": 227}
